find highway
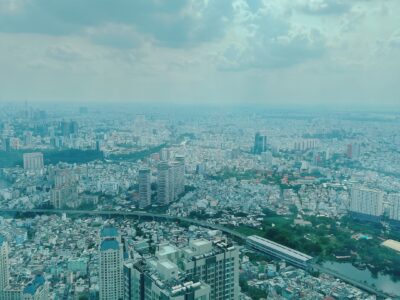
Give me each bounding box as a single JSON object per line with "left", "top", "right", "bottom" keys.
{"left": 0, "top": 208, "right": 394, "bottom": 299}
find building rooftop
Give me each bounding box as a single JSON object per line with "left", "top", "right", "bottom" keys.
{"left": 381, "top": 239, "right": 400, "bottom": 253}
{"left": 100, "top": 239, "right": 119, "bottom": 251}
{"left": 248, "top": 235, "right": 313, "bottom": 262}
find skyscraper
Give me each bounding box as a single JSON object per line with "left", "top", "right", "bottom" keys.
{"left": 0, "top": 235, "right": 10, "bottom": 292}
{"left": 157, "top": 161, "right": 170, "bottom": 205}
{"left": 253, "top": 132, "right": 267, "bottom": 154}
{"left": 99, "top": 226, "right": 124, "bottom": 300}
{"left": 174, "top": 156, "right": 185, "bottom": 197}
{"left": 138, "top": 168, "right": 151, "bottom": 209}
{"left": 23, "top": 152, "right": 44, "bottom": 171}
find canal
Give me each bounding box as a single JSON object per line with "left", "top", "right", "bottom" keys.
{"left": 322, "top": 261, "right": 400, "bottom": 296}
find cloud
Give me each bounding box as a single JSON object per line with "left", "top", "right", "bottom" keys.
{"left": 297, "top": 0, "right": 350, "bottom": 15}
{"left": 0, "top": 0, "right": 234, "bottom": 48}
{"left": 389, "top": 29, "right": 400, "bottom": 48}
{"left": 218, "top": 5, "right": 326, "bottom": 71}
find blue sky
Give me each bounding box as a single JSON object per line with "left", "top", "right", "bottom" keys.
{"left": 0, "top": 0, "right": 399, "bottom": 107}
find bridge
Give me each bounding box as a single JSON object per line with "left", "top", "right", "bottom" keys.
{"left": 0, "top": 208, "right": 394, "bottom": 299}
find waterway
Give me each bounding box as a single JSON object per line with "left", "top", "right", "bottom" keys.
{"left": 322, "top": 261, "right": 400, "bottom": 296}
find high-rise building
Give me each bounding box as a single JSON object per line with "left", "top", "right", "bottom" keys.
{"left": 157, "top": 162, "right": 170, "bottom": 205}
{"left": 23, "top": 152, "right": 44, "bottom": 171}
{"left": 99, "top": 226, "right": 124, "bottom": 300}
{"left": 350, "top": 187, "right": 384, "bottom": 219}
{"left": 124, "top": 259, "right": 211, "bottom": 300}
{"left": 0, "top": 235, "right": 10, "bottom": 292}
{"left": 389, "top": 194, "right": 400, "bottom": 222}
{"left": 138, "top": 168, "right": 151, "bottom": 209}
{"left": 181, "top": 239, "right": 239, "bottom": 300}
{"left": 168, "top": 162, "right": 177, "bottom": 203}
{"left": 51, "top": 169, "right": 78, "bottom": 209}
{"left": 253, "top": 132, "right": 267, "bottom": 154}
{"left": 159, "top": 148, "right": 171, "bottom": 161}
{"left": 174, "top": 156, "right": 185, "bottom": 197}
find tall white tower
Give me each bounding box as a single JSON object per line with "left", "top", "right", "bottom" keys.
{"left": 99, "top": 226, "right": 123, "bottom": 300}
{"left": 0, "top": 235, "right": 10, "bottom": 291}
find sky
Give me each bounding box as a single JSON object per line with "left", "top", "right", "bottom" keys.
{"left": 0, "top": 0, "right": 399, "bottom": 108}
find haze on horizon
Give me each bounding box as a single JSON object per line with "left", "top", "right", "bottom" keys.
{"left": 0, "top": 0, "right": 399, "bottom": 108}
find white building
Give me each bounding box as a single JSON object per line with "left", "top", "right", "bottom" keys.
{"left": 99, "top": 226, "right": 123, "bottom": 300}
{"left": 349, "top": 187, "right": 384, "bottom": 217}
{"left": 0, "top": 236, "right": 9, "bottom": 292}
{"left": 22, "top": 153, "right": 44, "bottom": 171}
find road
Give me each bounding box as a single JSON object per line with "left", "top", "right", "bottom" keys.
{"left": 0, "top": 208, "right": 394, "bottom": 299}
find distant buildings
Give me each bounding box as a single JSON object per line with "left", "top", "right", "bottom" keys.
{"left": 389, "top": 194, "right": 400, "bottom": 222}
{"left": 138, "top": 168, "right": 151, "bottom": 209}
{"left": 253, "top": 132, "right": 267, "bottom": 154}
{"left": 349, "top": 187, "right": 384, "bottom": 220}
{"left": 157, "top": 155, "right": 185, "bottom": 205}
{"left": 50, "top": 169, "right": 78, "bottom": 209}
{"left": 22, "top": 152, "right": 44, "bottom": 171}
{"left": 99, "top": 226, "right": 124, "bottom": 300}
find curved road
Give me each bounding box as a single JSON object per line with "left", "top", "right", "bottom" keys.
{"left": 0, "top": 208, "right": 393, "bottom": 299}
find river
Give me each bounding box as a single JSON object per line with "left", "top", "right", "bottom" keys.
{"left": 322, "top": 261, "right": 400, "bottom": 296}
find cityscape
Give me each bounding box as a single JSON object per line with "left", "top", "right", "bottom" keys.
{"left": 1, "top": 0, "right": 400, "bottom": 299}
{"left": 0, "top": 105, "right": 400, "bottom": 299}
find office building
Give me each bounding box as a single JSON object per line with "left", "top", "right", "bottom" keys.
{"left": 253, "top": 132, "right": 267, "bottom": 154}
{"left": 23, "top": 153, "right": 44, "bottom": 171}
{"left": 138, "top": 168, "right": 151, "bottom": 209}
{"left": 157, "top": 162, "right": 170, "bottom": 205}
{"left": 389, "top": 194, "right": 400, "bottom": 221}
{"left": 99, "top": 226, "right": 123, "bottom": 300}
{"left": 349, "top": 187, "right": 384, "bottom": 220}
{"left": 247, "top": 235, "right": 313, "bottom": 269}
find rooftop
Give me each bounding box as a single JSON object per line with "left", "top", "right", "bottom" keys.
{"left": 100, "top": 239, "right": 120, "bottom": 251}
{"left": 248, "top": 235, "right": 313, "bottom": 262}
{"left": 381, "top": 239, "right": 400, "bottom": 253}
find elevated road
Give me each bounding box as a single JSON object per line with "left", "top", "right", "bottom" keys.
{"left": 0, "top": 208, "right": 394, "bottom": 299}
{"left": 0, "top": 208, "right": 247, "bottom": 240}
